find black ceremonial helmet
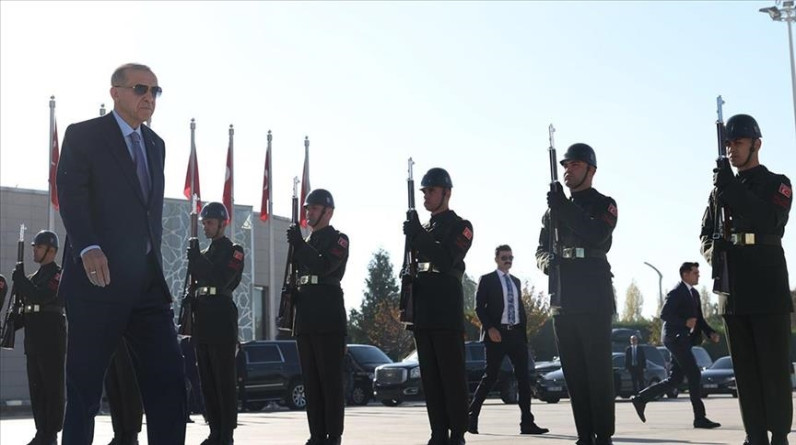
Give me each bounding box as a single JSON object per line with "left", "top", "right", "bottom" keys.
{"left": 420, "top": 167, "right": 453, "bottom": 189}
{"left": 32, "top": 230, "right": 59, "bottom": 250}
{"left": 200, "top": 202, "right": 229, "bottom": 222}
{"left": 560, "top": 143, "right": 597, "bottom": 168}
{"left": 725, "top": 114, "right": 762, "bottom": 141}
{"left": 305, "top": 189, "right": 335, "bottom": 208}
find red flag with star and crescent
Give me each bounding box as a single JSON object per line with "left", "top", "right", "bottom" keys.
{"left": 50, "top": 121, "right": 60, "bottom": 210}
{"left": 299, "top": 137, "right": 311, "bottom": 228}
{"left": 222, "top": 131, "right": 233, "bottom": 223}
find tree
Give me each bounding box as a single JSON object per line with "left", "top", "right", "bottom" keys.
{"left": 462, "top": 273, "right": 480, "bottom": 340}
{"left": 621, "top": 280, "right": 645, "bottom": 323}
{"left": 522, "top": 283, "right": 552, "bottom": 339}
{"left": 347, "top": 249, "right": 413, "bottom": 360}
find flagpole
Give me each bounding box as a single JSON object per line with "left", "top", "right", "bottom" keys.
{"left": 267, "top": 130, "right": 275, "bottom": 339}
{"left": 48, "top": 96, "right": 55, "bottom": 231}
{"left": 228, "top": 124, "right": 235, "bottom": 239}
{"left": 190, "top": 118, "right": 196, "bottom": 210}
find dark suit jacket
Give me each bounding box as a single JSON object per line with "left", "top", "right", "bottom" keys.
{"left": 57, "top": 112, "right": 169, "bottom": 303}
{"left": 624, "top": 345, "right": 646, "bottom": 370}
{"left": 660, "top": 282, "right": 715, "bottom": 345}
{"left": 475, "top": 271, "right": 527, "bottom": 342}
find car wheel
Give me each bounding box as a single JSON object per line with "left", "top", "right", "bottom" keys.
{"left": 286, "top": 380, "right": 306, "bottom": 410}
{"left": 350, "top": 384, "right": 370, "bottom": 406}
{"left": 666, "top": 387, "right": 679, "bottom": 399}
{"left": 543, "top": 397, "right": 560, "bottom": 404}
{"left": 732, "top": 390, "right": 738, "bottom": 398}
{"left": 500, "top": 379, "right": 519, "bottom": 405}
{"left": 244, "top": 401, "right": 266, "bottom": 412}
{"left": 381, "top": 398, "right": 402, "bottom": 407}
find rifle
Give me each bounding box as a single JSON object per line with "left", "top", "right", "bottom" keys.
{"left": 711, "top": 95, "right": 731, "bottom": 296}
{"left": 1, "top": 224, "right": 27, "bottom": 350}
{"left": 547, "top": 125, "right": 562, "bottom": 308}
{"left": 277, "top": 177, "right": 300, "bottom": 332}
{"left": 178, "top": 194, "right": 199, "bottom": 336}
{"left": 399, "top": 158, "right": 417, "bottom": 324}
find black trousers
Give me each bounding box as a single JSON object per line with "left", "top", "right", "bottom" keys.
{"left": 25, "top": 314, "right": 66, "bottom": 440}
{"left": 105, "top": 339, "right": 143, "bottom": 437}
{"left": 297, "top": 333, "right": 346, "bottom": 439}
{"left": 554, "top": 313, "right": 614, "bottom": 441}
{"left": 627, "top": 365, "right": 645, "bottom": 394}
{"left": 414, "top": 329, "right": 468, "bottom": 439}
{"left": 196, "top": 342, "right": 238, "bottom": 441}
{"left": 637, "top": 337, "right": 705, "bottom": 419}
{"left": 468, "top": 327, "right": 534, "bottom": 426}
{"left": 724, "top": 313, "right": 792, "bottom": 441}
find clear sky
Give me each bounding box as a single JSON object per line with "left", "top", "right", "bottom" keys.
{"left": 2, "top": 1, "right": 794, "bottom": 319}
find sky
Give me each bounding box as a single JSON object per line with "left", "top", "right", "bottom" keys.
{"left": 2, "top": 1, "right": 795, "bottom": 319}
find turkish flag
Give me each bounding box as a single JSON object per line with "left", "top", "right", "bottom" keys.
{"left": 260, "top": 139, "right": 271, "bottom": 222}
{"left": 300, "top": 137, "right": 310, "bottom": 227}
{"left": 184, "top": 140, "right": 201, "bottom": 211}
{"left": 222, "top": 135, "right": 233, "bottom": 222}
{"left": 50, "top": 121, "right": 60, "bottom": 210}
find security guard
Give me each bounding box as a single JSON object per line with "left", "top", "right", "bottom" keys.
{"left": 286, "top": 189, "right": 349, "bottom": 445}
{"left": 700, "top": 114, "right": 792, "bottom": 445}
{"left": 187, "top": 202, "right": 245, "bottom": 445}
{"left": 403, "top": 168, "right": 473, "bottom": 445}
{"left": 535, "top": 144, "right": 618, "bottom": 445}
{"left": 11, "top": 230, "right": 65, "bottom": 445}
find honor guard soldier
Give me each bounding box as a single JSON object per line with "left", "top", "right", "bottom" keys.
{"left": 286, "top": 189, "right": 349, "bottom": 445}
{"left": 11, "top": 230, "right": 65, "bottom": 445}
{"left": 187, "top": 202, "right": 245, "bottom": 445}
{"left": 700, "top": 114, "right": 792, "bottom": 445}
{"left": 403, "top": 168, "right": 473, "bottom": 445}
{"left": 535, "top": 144, "right": 617, "bottom": 445}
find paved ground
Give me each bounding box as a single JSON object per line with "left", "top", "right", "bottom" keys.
{"left": 1, "top": 395, "right": 793, "bottom": 444}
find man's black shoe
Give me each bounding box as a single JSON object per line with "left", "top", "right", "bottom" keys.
{"left": 467, "top": 415, "right": 478, "bottom": 434}
{"left": 594, "top": 437, "right": 613, "bottom": 445}
{"left": 305, "top": 437, "right": 325, "bottom": 445}
{"left": 426, "top": 435, "right": 448, "bottom": 445}
{"left": 520, "top": 423, "right": 549, "bottom": 435}
{"left": 325, "top": 436, "right": 342, "bottom": 445}
{"left": 630, "top": 396, "right": 646, "bottom": 423}
{"left": 448, "top": 433, "right": 465, "bottom": 445}
{"left": 693, "top": 417, "right": 721, "bottom": 429}
{"left": 771, "top": 433, "right": 789, "bottom": 445}
{"left": 743, "top": 433, "right": 771, "bottom": 445}
{"left": 575, "top": 438, "right": 594, "bottom": 445}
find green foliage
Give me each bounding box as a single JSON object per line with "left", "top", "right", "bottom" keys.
{"left": 347, "top": 249, "right": 413, "bottom": 360}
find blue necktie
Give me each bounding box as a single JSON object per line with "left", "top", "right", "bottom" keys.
{"left": 130, "top": 132, "right": 150, "bottom": 202}
{"left": 505, "top": 274, "right": 515, "bottom": 325}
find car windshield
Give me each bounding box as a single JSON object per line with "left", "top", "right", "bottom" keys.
{"left": 710, "top": 356, "right": 733, "bottom": 369}
{"left": 404, "top": 351, "right": 419, "bottom": 362}
{"left": 349, "top": 345, "right": 393, "bottom": 365}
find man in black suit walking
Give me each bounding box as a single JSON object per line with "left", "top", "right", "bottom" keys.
{"left": 624, "top": 335, "right": 646, "bottom": 395}
{"left": 57, "top": 63, "right": 186, "bottom": 444}
{"left": 467, "top": 245, "right": 548, "bottom": 436}
{"left": 631, "top": 262, "right": 721, "bottom": 429}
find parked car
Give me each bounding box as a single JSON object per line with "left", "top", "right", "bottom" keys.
{"left": 346, "top": 344, "right": 393, "bottom": 406}
{"left": 535, "top": 352, "right": 669, "bottom": 403}
{"left": 611, "top": 328, "right": 642, "bottom": 352}
{"left": 700, "top": 356, "right": 736, "bottom": 397}
{"left": 238, "top": 340, "right": 305, "bottom": 411}
{"left": 657, "top": 346, "right": 672, "bottom": 374}
{"left": 373, "top": 341, "right": 527, "bottom": 406}
{"left": 691, "top": 346, "right": 714, "bottom": 370}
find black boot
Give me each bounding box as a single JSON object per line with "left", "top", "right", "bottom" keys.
{"left": 467, "top": 414, "right": 478, "bottom": 434}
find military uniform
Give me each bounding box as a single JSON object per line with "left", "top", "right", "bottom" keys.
{"left": 13, "top": 260, "right": 65, "bottom": 445}
{"left": 408, "top": 209, "right": 473, "bottom": 444}
{"left": 189, "top": 235, "right": 244, "bottom": 445}
{"left": 700, "top": 164, "right": 792, "bottom": 444}
{"left": 536, "top": 186, "right": 617, "bottom": 444}
{"left": 291, "top": 224, "right": 349, "bottom": 444}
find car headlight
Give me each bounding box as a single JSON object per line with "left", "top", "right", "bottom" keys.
{"left": 409, "top": 366, "right": 421, "bottom": 379}
{"left": 368, "top": 372, "right": 375, "bottom": 380}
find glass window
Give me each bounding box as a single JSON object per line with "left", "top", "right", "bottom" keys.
{"left": 247, "top": 344, "right": 282, "bottom": 363}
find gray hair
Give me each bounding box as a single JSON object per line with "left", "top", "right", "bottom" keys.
{"left": 111, "top": 63, "right": 153, "bottom": 86}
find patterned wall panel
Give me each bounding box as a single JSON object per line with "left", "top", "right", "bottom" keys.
{"left": 161, "top": 199, "right": 255, "bottom": 342}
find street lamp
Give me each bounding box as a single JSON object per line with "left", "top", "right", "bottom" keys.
{"left": 760, "top": 0, "right": 796, "bottom": 135}
{"left": 643, "top": 262, "right": 664, "bottom": 316}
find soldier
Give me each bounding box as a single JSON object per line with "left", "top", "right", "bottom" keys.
{"left": 187, "top": 202, "right": 245, "bottom": 445}
{"left": 535, "top": 144, "right": 618, "bottom": 445}
{"left": 286, "top": 189, "right": 349, "bottom": 445}
{"left": 700, "top": 114, "right": 792, "bottom": 445}
{"left": 11, "top": 230, "right": 65, "bottom": 445}
{"left": 403, "top": 168, "right": 473, "bottom": 445}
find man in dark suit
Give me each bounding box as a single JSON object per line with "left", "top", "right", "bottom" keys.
{"left": 467, "top": 245, "right": 547, "bottom": 436}
{"left": 624, "top": 335, "right": 646, "bottom": 394}
{"left": 631, "top": 262, "right": 721, "bottom": 429}
{"left": 57, "top": 63, "right": 186, "bottom": 445}
{"left": 105, "top": 339, "right": 143, "bottom": 445}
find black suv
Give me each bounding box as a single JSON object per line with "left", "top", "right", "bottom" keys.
{"left": 373, "top": 341, "right": 526, "bottom": 406}
{"left": 346, "top": 344, "right": 393, "bottom": 406}
{"left": 238, "top": 340, "right": 305, "bottom": 411}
